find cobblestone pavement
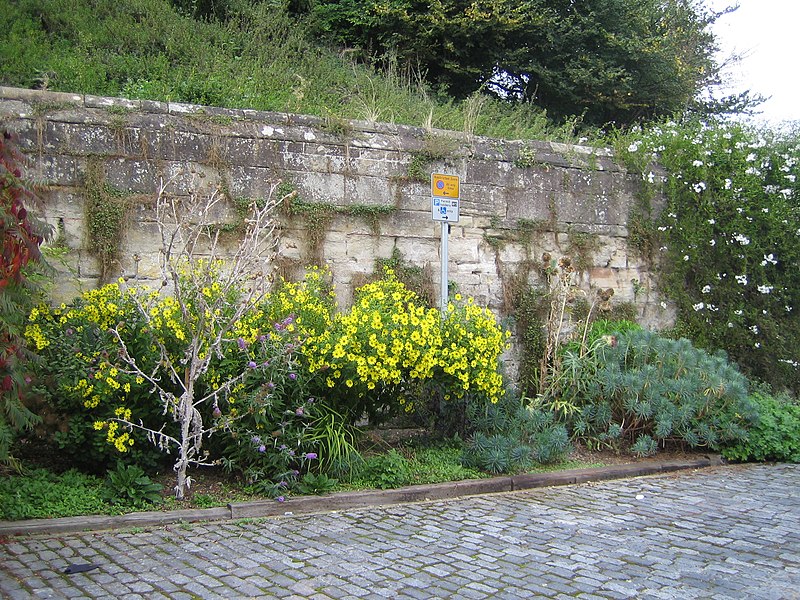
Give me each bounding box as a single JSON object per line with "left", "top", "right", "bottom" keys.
{"left": 1, "top": 463, "right": 798, "bottom": 599}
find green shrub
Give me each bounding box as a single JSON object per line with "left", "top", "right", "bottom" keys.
{"left": 566, "top": 329, "right": 759, "bottom": 454}
{"left": 296, "top": 472, "right": 338, "bottom": 495}
{"left": 354, "top": 449, "right": 413, "bottom": 489}
{"left": 462, "top": 391, "right": 571, "bottom": 474}
{"left": 0, "top": 468, "right": 108, "bottom": 520}
{"left": 722, "top": 390, "right": 800, "bottom": 463}
{"left": 27, "top": 284, "right": 176, "bottom": 471}
{"left": 102, "top": 463, "right": 163, "bottom": 506}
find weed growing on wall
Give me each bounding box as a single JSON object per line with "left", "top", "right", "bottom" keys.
{"left": 84, "top": 159, "right": 128, "bottom": 282}
{"left": 618, "top": 120, "right": 800, "bottom": 392}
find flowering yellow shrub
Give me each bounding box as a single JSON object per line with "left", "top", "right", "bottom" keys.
{"left": 302, "top": 271, "right": 509, "bottom": 419}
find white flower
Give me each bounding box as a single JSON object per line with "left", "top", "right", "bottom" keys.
{"left": 745, "top": 167, "right": 759, "bottom": 175}
{"left": 734, "top": 309, "right": 743, "bottom": 316}
{"left": 779, "top": 359, "right": 799, "bottom": 368}
{"left": 757, "top": 285, "right": 773, "bottom": 294}
{"left": 660, "top": 302, "right": 667, "bottom": 309}
{"left": 701, "top": 285, "right": 711, "bottom": 294}
{"left": 750, "top": 325, "right": 759, "bottom": 334}
{"left": 693, "top": 302, "right": 705, "bottom": 311}
{"left": 727, "top": 322, "right": 734, "bottom": 328}
{"left": 761, "top": 253, "right": 777, "bottom": 266}
{"left": 693, "top": 182, "right": 707, "bottom": 193}
{"left": 787, "top": 305, "right": 793, "bottom": 313}
{"left": 683, "top": 255, "right": 690, "bottom": 261}
{"left": 735, "top": 275, "right": 748, "bottom": 286}
{"left": 733, "top": 233, "right": 750, "bottom": 245}
{"left": 658, "top": 226, "right": 668, "bottom": 231}
{"left": 707, "top": 218, "right": 716, "bottom": 224}
{"left": 724, "top": 178, "right": 732, "bottom": 190}
{"left": 709, "top": 239, "right": 716, "bottom": 246}
{"left": 628, "top": 141, "right": 641, "bottom": 152}
{"left": 779, "top": 189, "right": 792, "bottom": 198}
{"left": 746, "top": 153, "right": 757, "bottom": 162}
{"left": 786, "top": 174, "right": 796, "bottom": 183}
{"left": 754, "top": 343, "right": 761, "bottom": 348}
{"left": 692, "top": 160, "right": 704, "bottom": 167}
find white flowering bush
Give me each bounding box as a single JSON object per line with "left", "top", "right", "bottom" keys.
{"left": 620, "top": 120, "right": 799, "bottom": 393}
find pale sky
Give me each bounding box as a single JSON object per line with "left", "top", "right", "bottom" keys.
{"left": 709, "top": 0, "right": 800, "bottom": 125}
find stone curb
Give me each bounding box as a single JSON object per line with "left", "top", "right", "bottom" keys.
{"left": 0, "top": 455, "right": 724, "bottom": 537}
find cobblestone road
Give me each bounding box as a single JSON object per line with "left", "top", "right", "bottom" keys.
{"left": 1, "top": 463, "right": 798, "bottom": 599}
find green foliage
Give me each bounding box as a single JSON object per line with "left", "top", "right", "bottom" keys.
{"left": 0, "top": 468, "right": 108, "bottom": 520}
{"left": 564, "top": 329, "right": 758, "bottom": 455}
{"left": 722, "top": 390, "right": 800, "bottom": 463}
{"left": 282, "top": 194, "right": 395, "bottom": 262}
{"left": 102, "top": 463, "right": 163, "bottom": 506}
{"left": 304, "top": 406, "right": 364, "bottom": 478}
{"left": 354, "top": 449, "right": 413, "bottom": 489}
{"left": 405, "top": 445, "right": 484, "bottom": 485}
{"left": 26, "top": 285, "right": 179, "bottom": 471}
{"left": 462, "top": 391, "right": 571, "bottom": 473}
{"left": 619, "top": 120, "right": 800, "bottom": 393}
{"left": 0, "top": 0, "right": 601, "bottom": 141}
{"left": 296, "top": 472, "right": 338, "bottom": 495}
{"left": 406, "top": 134, "right": 460, "bottom": 182}
{"left": 0, "top": 132, "right": 50, "bottom": 466}
{"left": 309, "top": 0, "right": 722, "bottom": 127}
{"left": 84, "top": 160, "right": 128, "bottom": 282}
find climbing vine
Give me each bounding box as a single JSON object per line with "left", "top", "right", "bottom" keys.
{"left": 84, "top": 159, "right": 129, "bottom": 283}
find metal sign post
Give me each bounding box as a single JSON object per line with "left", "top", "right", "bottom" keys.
{"left": 431, "top": 173, "right": 460, "bottom": 314}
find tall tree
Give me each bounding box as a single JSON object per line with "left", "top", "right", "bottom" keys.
{"left": 309, "top": 0, "right": 726, "bottom": 127}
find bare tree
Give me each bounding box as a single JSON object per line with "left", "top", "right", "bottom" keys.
{"left": 109, "top": 178, "right": 284, "bottom": 499}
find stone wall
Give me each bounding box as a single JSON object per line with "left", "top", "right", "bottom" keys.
{"left": 0, "top": 86, "right": 672, "bottom": 331}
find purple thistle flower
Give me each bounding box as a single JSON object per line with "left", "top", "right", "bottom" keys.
{"left": 279, "top": 444, "right": 287, "bottom": 451}
{"left": 289, "top": 373, "right": 297, "bottom": 381}
{"left": 258, "top": 444, "right": 266, "bottom": 453}
{"left": 305, "top": 452, "right": 318, "bottom": 460}
{"left": 276, "top": 496, "right": 285, "bottom": 503}
{"left": 295, "top": 407, "right": 304, "bottom": 416}
{"left": 247, "top": 360, "right": 258, "bottom": 369}
{"left": 267, "top": 382, "right": 275, "bottom": 389}
{"left": 237, "top": 337, "right": 247, "bottom": 349}
{"left": 252, "top": 435, "right": 262, "bottom": 444}
{"left": 212, "top": 406, "right": 222, "bottom": 418}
